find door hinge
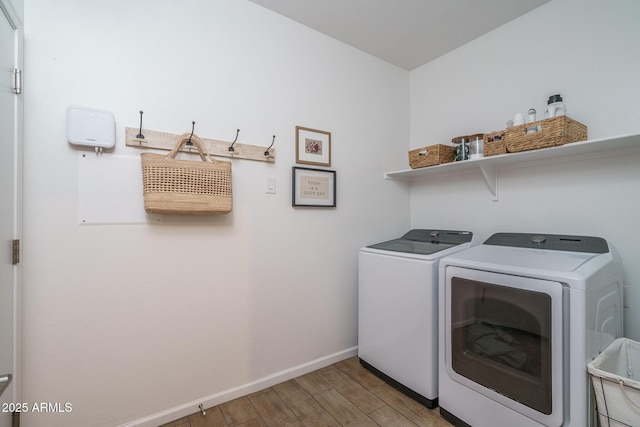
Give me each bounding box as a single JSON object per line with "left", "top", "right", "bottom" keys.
{"left": 12, "top": 239, "right": 20, "bottom": 265}
{"left": 13, "top": 68, "right": 22, "bottom": 95}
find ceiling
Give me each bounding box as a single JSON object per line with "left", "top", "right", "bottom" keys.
{"left": 248, "top": 0, "right": 550, "bottom": 70}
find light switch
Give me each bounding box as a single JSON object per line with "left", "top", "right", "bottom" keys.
{"left": 266, "top": 176, "right": 276, "bottom": 194}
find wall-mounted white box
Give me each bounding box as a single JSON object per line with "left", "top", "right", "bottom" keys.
{"left": 67, "top": 105, "right": 115, "bottom": 150}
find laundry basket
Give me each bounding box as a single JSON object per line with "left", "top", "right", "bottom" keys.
{"left": 588, "top": 338, "right": 640, "bottom": 426}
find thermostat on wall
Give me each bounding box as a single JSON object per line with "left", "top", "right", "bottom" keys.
{"left": 67, "top": 105, "right": 116, "bottom": 150}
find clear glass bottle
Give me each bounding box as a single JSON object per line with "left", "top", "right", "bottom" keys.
{"left": 452, "top": 136, "right": 470, "bottom": 161}
{"left": 468, "top": 134, "right": 484, "bottom": 159}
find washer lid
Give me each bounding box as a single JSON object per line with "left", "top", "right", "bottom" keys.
{"left": 367, "top": 229, "right": 473, "bottom": 255}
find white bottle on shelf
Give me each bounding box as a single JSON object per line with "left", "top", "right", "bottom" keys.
{"left": 546, "top": 94, "right": 566, "bottom": 117}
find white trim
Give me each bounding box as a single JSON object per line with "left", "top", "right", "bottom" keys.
{"left": 118, "top": 346, "right": 358, "bottom": 427}
{"left": 0, "top": 0, "right": 23, "bottom": 411}
{"left": 0, "top": 0, "right": 21, "bottom": 30}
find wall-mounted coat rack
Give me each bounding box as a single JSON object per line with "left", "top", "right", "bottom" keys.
{"left": 125, "top": 126, "right": 276, "bottom": 163}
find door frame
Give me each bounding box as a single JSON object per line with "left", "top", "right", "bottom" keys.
{"left": 0, "top": 0, "right": 23, "bottom": 410}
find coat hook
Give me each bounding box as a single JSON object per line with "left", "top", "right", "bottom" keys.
{"left": 228, "top": 129, "right": 240, "bottom": 152}
{"left": 136, "top": 110, "right": 145, "bottom": 139}
{"left": 187, "top": 121, "right": 195, "bottom": 146}
{"left": 264, "top": 135, "right": 275, "bottom": 156}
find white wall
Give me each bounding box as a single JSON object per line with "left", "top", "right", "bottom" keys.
{"left": 409, "top": 0, "right": 640, "bottom": 337}
{"left": 22, "top": 1, "right": 409, "bottom": 425}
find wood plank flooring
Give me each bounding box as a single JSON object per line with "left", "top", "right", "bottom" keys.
{"left": 159, "top": 356, "right": 451, "bottom": 427}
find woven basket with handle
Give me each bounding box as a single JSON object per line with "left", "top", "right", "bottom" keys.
{"left": 141, "top": 133, "right": 232, "bottom": 215}
{"left": 408, "top": 144, "right": 454, "bottom": 168}
{"left": 505, "top": 116, "right": 587, "bottom": 153}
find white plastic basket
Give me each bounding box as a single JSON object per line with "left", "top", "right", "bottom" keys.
{"left": 588, "top": 338, "right": 640, "bottom": 426}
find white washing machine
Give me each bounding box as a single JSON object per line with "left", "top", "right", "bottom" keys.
{"left": 358, "top": 229, "right": 478, "bottom": 408}
{"left": 438, "top": 233, "right": 624, "bottom": 427}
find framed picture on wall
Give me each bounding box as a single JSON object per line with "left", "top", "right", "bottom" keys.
{"left": 292, "top": 167, "right": 336, "bottom": 207}
{"left": 296, "top": 126, "right": 331, "bottom": 167}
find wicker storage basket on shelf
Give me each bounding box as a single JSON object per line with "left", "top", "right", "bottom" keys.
{"left": 505, "top": 116, "right": 587, "bottom": 153}
{"left": 408, "top": 144, "right": 454, "bottom": 169}
{"left": 483, "top": 130, "right": 507, "bottom": 157}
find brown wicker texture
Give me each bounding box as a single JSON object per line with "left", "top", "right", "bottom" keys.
{"left": 408, "top": 144, "right": 454, "bottom": 169}
{"left": 483, "top": 130, "right": 507, "bottom": 157}
{"left": 505, "top": 116, "right": 587, "bottom": 153}
{"left": 141, "top": 133, "right": 232, "bottom": 215}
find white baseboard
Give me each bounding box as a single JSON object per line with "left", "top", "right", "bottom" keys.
{"left": 119, "top": 346, "right": 358, "bottom": 427}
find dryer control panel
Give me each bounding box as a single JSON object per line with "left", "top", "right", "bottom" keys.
{"left": 484, "top": 233, "right": 609, "bottom": 253}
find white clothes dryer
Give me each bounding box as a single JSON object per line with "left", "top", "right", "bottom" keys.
{"left": 438, "top": 233, "right": 624, "bottom": 427}
{"left": 358, "top": 229, "right": 479, "bottom": 408}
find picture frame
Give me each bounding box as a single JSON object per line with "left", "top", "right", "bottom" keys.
{"left": 292, "top": 167, "right": 336, "bottom": 207}
{"left": 296, "top": 126, "right": 331, "bottom": 167}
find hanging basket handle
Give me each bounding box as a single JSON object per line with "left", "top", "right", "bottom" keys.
{"left": 167, "top": 133, "right": 216, "bottom": 163}
{"left": 616, "top": 340, "right": 640, "bottom": 410}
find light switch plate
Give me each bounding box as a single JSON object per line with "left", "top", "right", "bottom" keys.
{"left": 266, "top": 176, "right": 276, "bottom": 194}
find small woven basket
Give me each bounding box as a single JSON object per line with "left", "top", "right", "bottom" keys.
{"left": 483, "top": 130, "right": 507, "bottom": 157}
{"left": 408, "top": 144, "right": 454, "bottom": 169}
{"left": 141, "top": 133, "right": 232, "bottom": 215}
{"left": 505, "top": 116, "right": 587, "bottom": 153}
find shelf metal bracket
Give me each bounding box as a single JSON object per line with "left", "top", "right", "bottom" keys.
{"left": 479, "top": 164, "right": 498, "bottom": 201}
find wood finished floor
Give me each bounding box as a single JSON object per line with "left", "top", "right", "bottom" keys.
{"left": 159, "top": 356, "right": 452, "bottom": 427}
